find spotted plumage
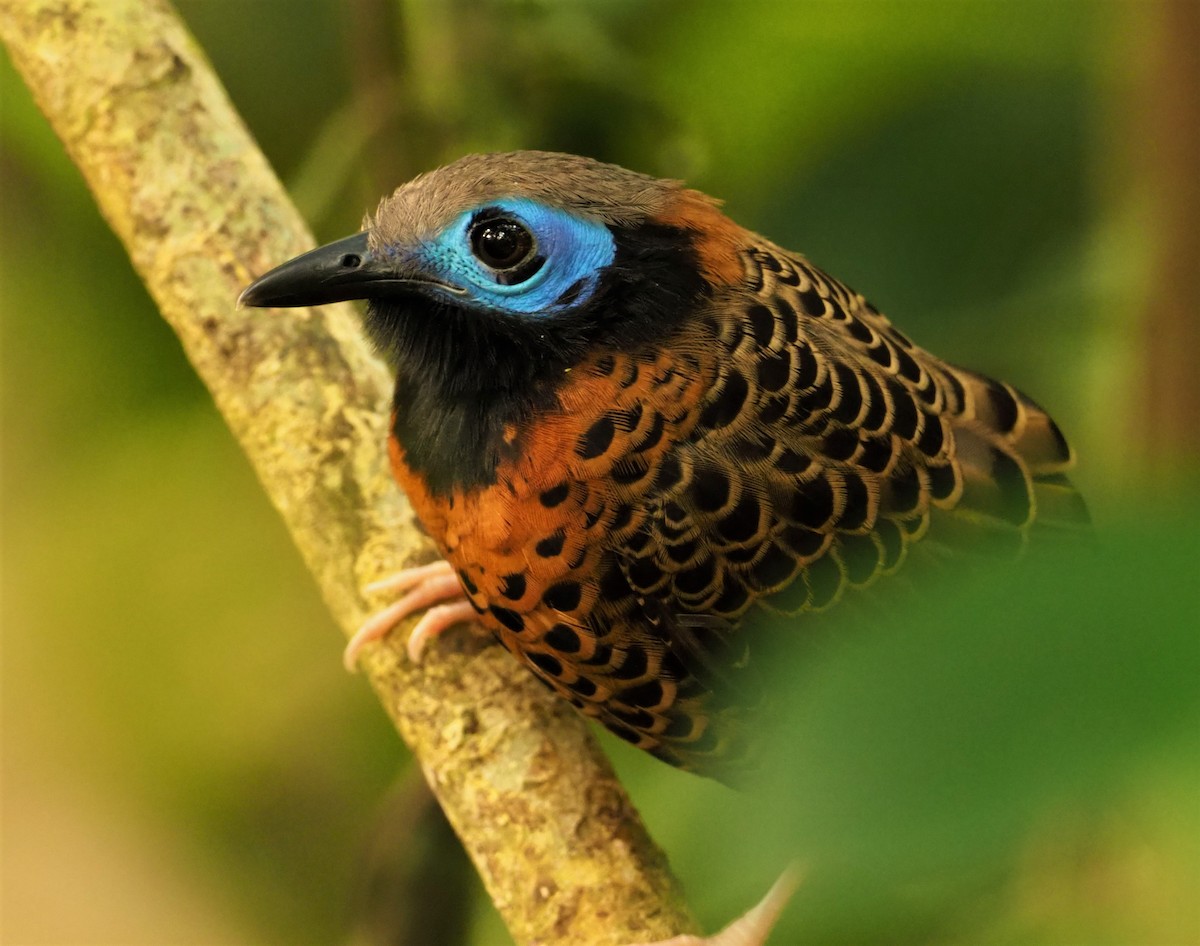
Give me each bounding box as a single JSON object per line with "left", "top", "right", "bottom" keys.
{"left": 241, "top": 151, "right": 1087, "bottom": 780}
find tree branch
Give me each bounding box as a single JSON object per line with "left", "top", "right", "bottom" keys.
{"left": 0, "top": 1, "right": 697, "bottom": 942}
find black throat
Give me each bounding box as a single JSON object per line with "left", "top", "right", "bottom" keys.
{"left": 366, "top": 221, "right": 711, "bottom": 495}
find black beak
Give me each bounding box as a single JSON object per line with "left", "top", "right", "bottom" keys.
{"left": 238, "top": 232, "right": 456, "bottom": 308}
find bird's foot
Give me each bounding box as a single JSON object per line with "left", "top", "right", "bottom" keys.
{"left": 344, "top": 560, "right": 475, "bottom": 670}
{"left": 625, "top": 866, "right": 801, "bottom": 946}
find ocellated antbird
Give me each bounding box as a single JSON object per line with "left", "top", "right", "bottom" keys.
{"left": 241, "top": 151, "right": 1087, "bottom": 783}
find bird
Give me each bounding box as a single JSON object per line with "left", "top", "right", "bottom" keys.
{"left": 240, "top": 151, "right": 1087, "bottom": 783}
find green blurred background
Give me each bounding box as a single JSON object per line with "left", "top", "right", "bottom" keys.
{"left": 2, "top": 1, "right": 1197, "bottom": 944}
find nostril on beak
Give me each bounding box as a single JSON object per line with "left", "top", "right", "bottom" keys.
{"left": 340, "top": 253, "right": 362, "bottom": 269}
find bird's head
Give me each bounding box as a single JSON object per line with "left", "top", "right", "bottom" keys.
{"left": 240, "top": 152, "right": 746, "bottom": 382}
{"left": 241, "top": 152, "right": 749, "bottom": 490}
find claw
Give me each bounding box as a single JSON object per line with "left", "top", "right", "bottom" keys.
{"left": 624, "top": 866, "right": 801, "bottom": 946}
{"left": 406, "top": 600, "right": 480, "bottom": 663}
{"left": 345, "top": 560, "right": 471, "bottom": 670}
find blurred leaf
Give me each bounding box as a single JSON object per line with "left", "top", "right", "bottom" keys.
{"left": 749, "top": 512, "right": 1200, "bottom": 943}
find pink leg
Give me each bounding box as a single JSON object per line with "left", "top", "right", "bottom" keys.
{"left": 624, "top": 866, "right": 801, "bottom": 946}
{"left": 345, "top": 560, "right": 475, "bottom": 671}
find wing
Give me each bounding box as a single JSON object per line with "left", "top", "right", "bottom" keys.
{"left": 618, "top": 241, "right": 1087, "bottom": 627}
{"left": 591, "top": 242, "right": 1090, "bottom": 771}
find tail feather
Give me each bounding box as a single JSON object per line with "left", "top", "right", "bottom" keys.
{"left": 1031, "top": 473, "right": 1092, "bottom": 531}
{"left": 945, "top": 366, "right": 1089, "bottom": 532}
{"left": 1011, "top": 391, "right": 1075, "bottom": 476}
{"left": 951, "top": 425, "right": 1035, "bottom": 527}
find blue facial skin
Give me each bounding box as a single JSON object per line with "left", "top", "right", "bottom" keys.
{"left": 412, "top": 198, "right": 616, "bottom": 316}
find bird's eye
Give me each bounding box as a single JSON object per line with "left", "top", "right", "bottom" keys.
{"left": 468, "top": 214, "right": 541, "bottom": 283}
